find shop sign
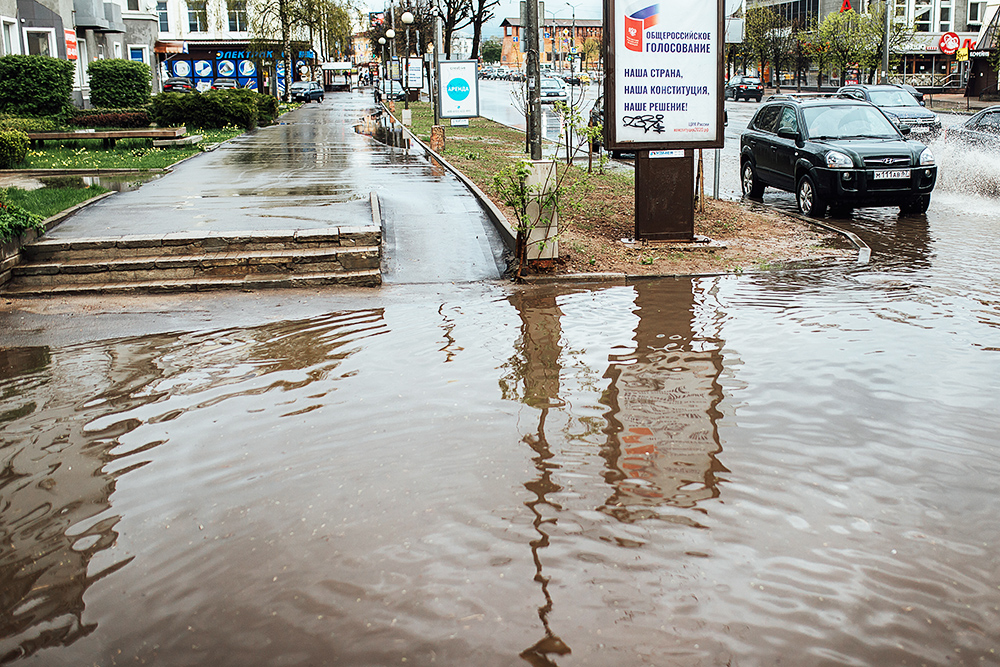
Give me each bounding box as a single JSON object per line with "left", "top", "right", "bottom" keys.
{"left": 970, "top": 50, "right": 991, "bottom": 59}
{"left": 606, "top": 0, "right": 723, "bottom": 150}
{"left": 65, "top": 29, "right": 77, "bottom": 60}
{"left": 939, "top": 32, "right": 960, "bottom": 55}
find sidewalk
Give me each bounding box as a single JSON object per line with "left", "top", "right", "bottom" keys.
{"left": 40, "top": 91, "right": 508, "bottom": 285}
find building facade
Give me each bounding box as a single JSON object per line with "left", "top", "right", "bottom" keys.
{"left": 499, "top": 17, "right": 603, "bottom": 71}
{"left": 750, "top": 0, "right": 987, "bottom": 87}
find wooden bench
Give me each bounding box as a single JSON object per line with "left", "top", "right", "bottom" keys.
{"left": 27, "top": 127, "right": 187, "bottom": 148}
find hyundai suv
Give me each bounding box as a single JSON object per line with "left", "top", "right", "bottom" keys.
{"left": 740, "top": 95, "right": 937, "bottom": 216}
{"left": 725, "top": 75, "right": 764, "bottom": 102}
{"left": 837, "top": 84, "right": 941, "bottom": 138}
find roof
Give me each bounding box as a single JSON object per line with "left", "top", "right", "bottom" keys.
{"left": 500, "top": 17, "right": 603, "bottom": 28}
{"left": 763, "top": 93, "right": 868, "bottom": 105}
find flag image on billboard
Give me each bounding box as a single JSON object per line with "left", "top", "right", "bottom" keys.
{"left": 605, "top": 0, "right": 723, "bottom": 150}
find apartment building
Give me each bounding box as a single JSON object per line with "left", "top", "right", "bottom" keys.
{"left": 498, "top": 17, "right": 603, "bottom": 71}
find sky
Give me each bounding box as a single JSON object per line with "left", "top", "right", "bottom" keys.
{"left": 362, "top": 0, "right": 743, "bottom": 40}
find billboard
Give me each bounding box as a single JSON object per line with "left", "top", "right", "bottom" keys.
{"left": 605, "top": 0, "right": 724, "bottom": 150}
{"left": 437, "top": 60, "right": 480, "bottom": 119}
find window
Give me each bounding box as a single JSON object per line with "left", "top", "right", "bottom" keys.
{"left": 188, "top": 0, "right": 207, "bottom": 32}
{"left": 968, "top": 1, "right": 986, "bottom": 28}
{"left": 157, "top": 1, "right": 169, "bottom": 31}
{"left": 913, "top": 0, "right": 932, "bottom": 31}
{"left": 127, "top": 0, "right": 139, "bottom": 10}
{"left": 129, "top": 46, "right": 146, "bottom": 62}
{"left": 2, "top": 20, "right": 16, "bottom": 55}
{"left": 939, "top": 0, "right": 952, "bottom": 32}
{"left": 228, "top": 0, "right": 247, "bottom": 31}
{"left": 114, "top": 42, "right": 122, "bottom": 58}
{"left": 24, "top": 29, "right": 53, "bottom": 56}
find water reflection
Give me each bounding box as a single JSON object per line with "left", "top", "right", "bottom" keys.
{"left": 599, "top": 281, "right": 728, "bottom": 526}
{"left": 505, "top": 291, "right": 571, "bottom": 666}
{"left": 0, "top": 309, "right": 386, "bottom": 663}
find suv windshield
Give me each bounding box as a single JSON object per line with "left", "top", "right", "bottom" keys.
{"left": 868, "top": 89, "right": 919, "bottom": 107}
{"left": 802, "top": 104, "right": 900, "bottom": 140}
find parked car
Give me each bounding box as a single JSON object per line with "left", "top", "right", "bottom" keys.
{"left": 837, "top": 84, "right": 941, "bottom": 138}
{"left": 587, "top": 92, "right": 633, "bottom": 158}
{"left": 539, "top": 76, "right": 567, "bottom": 104}
{"left": 740, "top": 95, "right": 937, "bottom": 216}
{"left": 162, "top": 77, "right": 194, "bottom": 93}
{"left": 381, "top": 81, "right": 406, "bottom": 102}
{"left": 563, "top": 72, "right": 591, "bottom": 86}
{"left": 211, "top": 78, "right": 238, "bottom": 90}
{"left": 944, "top": 104, "right": 1000, "bottom": 150}
{"left": 290, "top": 81, "right": 324, "bottom": 103}
{"left": 725, "top": 75, "right": 764, "bottom": 102}
{"left": 898, "top": 82, "right": 925, "bottom": 106}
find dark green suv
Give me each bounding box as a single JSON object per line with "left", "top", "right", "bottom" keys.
{"left": 740, "top": 95, "right": 937, "bottom": 216}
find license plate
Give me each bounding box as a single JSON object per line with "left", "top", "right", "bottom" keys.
{"left": 910, "top": 126, "right": 930, "bottom": 133}
{"left": 873, "top": 169, "right": 909, "bottom": 180}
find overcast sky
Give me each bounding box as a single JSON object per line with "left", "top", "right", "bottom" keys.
{"left": 362, "top": 0, "right": 743, "bottom": 40}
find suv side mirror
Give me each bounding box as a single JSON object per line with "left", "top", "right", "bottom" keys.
{"left": 898, "top": 125, "right": 912, "bottom": 135}
{"left": 777, "top": 127, "right": 798, "bottom": 140}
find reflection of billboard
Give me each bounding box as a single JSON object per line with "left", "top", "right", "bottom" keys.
{"left": 437, "top": 60, "right": 480, "bottom": 119}
{"left": 369, "top": 11, "right": 385, "bottom": 27}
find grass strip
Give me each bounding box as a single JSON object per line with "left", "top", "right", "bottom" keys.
{"left": 21, "top": 126, "right": 246, "bottom": 170}
{"left": 2, "top": 184, "right": 109, "bottom": 220}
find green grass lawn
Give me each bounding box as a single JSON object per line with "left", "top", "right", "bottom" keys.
{"left": 2, "top": 183, "right": 109, "bottom": 219}
{"left": 21, "top": 126, "right": 246, "bottom": 170}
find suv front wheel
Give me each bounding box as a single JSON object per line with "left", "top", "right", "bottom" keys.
{"left": 797, "top": 174, "right": 827, "bottom": 217}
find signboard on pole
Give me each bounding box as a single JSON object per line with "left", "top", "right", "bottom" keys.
{"left": 406, "top": 57, "right": 423, "bottom": 89}
{"left": 604, "top": 0, "right": 724, "bottom": 151}
{"left": 437, "top": 60, "right": 480, "bottom": 119}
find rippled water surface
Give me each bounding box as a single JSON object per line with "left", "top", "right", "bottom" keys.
{"left": 3, "top": 251, "right": 1000, "bottom": 666}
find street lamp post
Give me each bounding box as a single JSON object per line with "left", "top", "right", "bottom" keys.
{"left": 565, "top": 1, "right": 579, "bottom": 164}
{"left": 402, "top": 11, "right": 414, "bottom": 109}
{"left": 378, "top": 36, "right": 387, "bottom": 101}
{"left": 386, "top": 28, "right": 396, "bottom": 101}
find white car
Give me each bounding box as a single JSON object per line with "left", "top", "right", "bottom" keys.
{"left": 539, "top": 77, "right": 567, "bottom": 104}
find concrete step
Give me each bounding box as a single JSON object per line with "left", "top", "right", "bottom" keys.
{"left": 1, "top": 270, "right": 380, "bottom": 296}
{"left": 23, "top": 227, "right": 381, "bottom": 262}
{"left": 11, "top": 245, "right": 380, "bottom": 287}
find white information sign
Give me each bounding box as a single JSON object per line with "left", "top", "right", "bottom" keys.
{"left": 608, "top": 0, "right": 722, "bottom": 149}
{"left": 437, "top": 60, "right": 480, "bottom": 119}
{"left": 406, "top": 58, "right": 423, "bottom": 90}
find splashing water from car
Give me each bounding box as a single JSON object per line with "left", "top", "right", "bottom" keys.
{"left": 931, "top": 137, "right": 1000, "bottom": 198}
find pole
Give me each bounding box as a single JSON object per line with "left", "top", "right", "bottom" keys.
{"left": 433, "top": 0, "right": 442, "bottom": 126}
{"left": 527, "top": 0, "right": 542, "bottom": 160}
{"left": 881, "top": 0, "right": 890, "bottom": 83}
{"left": 405, "top": 27, "right": 410, "bottom": 108}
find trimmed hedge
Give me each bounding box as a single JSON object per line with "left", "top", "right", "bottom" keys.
{"left": 68, "top": 110, "right": 152, "bottom": 128}
{"left": 0, "top": 129, "right": 29, "bottom": 168}
{"left": 0, "top": 55, "right": 74, "bottom": 117}
{"left": 88, "top": 59, "right": 152, "bottom": 108}
{"left": 0, "top": 115, "right": 58, "bottom": 132}
{"left": 150, "top": 89, "right": 281, "bottom": 131}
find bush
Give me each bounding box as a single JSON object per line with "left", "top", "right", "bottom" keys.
{"left": 0, "top": 129, "right": 29, "bottom": 168}
{"left": 88, "top": 59, "right": 152, "bottom": 108}
{"left": 150, "top": 89, "right": 279, "bottom": 131}
{"left": 0, "top": 115, "right": 57, "bottom": 132}
{"left": 257, "top": 94, "right": 280, "bottom": 126}
{"left": 68, "top": 110, "right": 151, "bottom": 128}
{"left": 0, "top": 55, "right": 74, "bottom": 116}
{"left": 0, "top": 199, "right": 44, "bottom": 242}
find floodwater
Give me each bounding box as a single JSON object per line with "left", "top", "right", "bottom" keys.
{"left": 3, "top": 93, "right": 1000, "bottom": 666}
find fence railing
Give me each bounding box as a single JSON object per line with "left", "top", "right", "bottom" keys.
{"left": 888, "top": 72, "right": 965, "bottom": 89}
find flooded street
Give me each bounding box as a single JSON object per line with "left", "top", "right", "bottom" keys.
{"left": 3, "top": 91, "right": 1000, "bottom": 666}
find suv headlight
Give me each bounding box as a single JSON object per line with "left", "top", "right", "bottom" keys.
{"left": 825, "top": 151, "right": 853, "bottom": 168}
{"left": 919, "top": 147, "right": 935, "bottom": 166}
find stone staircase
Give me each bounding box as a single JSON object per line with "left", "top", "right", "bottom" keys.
{"left": 2, "top": 196, "right": 383, "bottom": 297}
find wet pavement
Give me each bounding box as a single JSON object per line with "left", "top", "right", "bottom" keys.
{"left": 3, "top": 89, "right": 1000, "bottom": 666}
{"left": 44, "top": 92, "right": 507, "bottom": 285}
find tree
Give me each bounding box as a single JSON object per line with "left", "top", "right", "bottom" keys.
{"left": 799, "top": 19, "right": 833, "bottom": 90}
{"left": 440, "top": 0, "right": 473, "bottom": 57}
{"left": 581, "top": 36, "right": 601, "bottom": 70}
{"left": 856, "top": 0, "right": 913, "bottom": 83}
{"left": 817, "top": 9, "right": 865, "bottom": 84}
{"left": 744, "top": 4, "right": 782, "bottom": 85}
{"left": 481, "top": 36, "right": 502, "bottom": 63}
{"left": 469, "top": 0, "right": 500, "bottom": 60}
